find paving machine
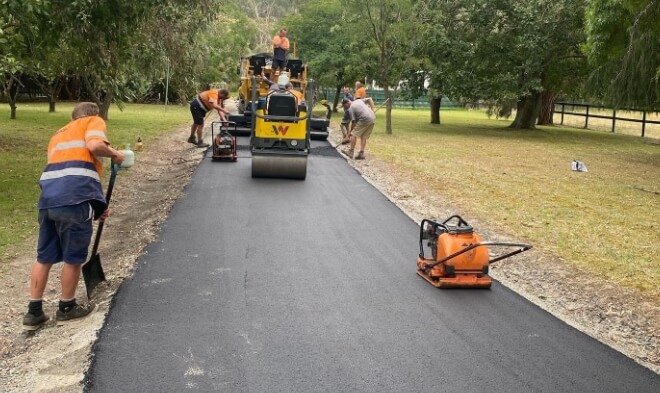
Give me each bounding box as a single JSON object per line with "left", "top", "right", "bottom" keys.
{"left": 211, "top": 121, "right": 237, "bottom": 162}
{"left": 230, "top": 53, "right": 328, "bottom": 136}
{"left": 249, "top": 75, "right": 314, "bottom": 179}
{"left": 417, "top": 215, "right": 532, "bottom": 288}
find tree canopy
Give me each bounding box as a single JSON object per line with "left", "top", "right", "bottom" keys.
{"left": 2, "top": 0, "right": 659, "bottom": 126}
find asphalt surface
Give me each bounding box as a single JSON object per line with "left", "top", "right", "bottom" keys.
{"left": 85, "top": 138, "right": 659, "bottom": 392}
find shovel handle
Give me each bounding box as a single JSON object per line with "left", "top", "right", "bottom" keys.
{"left": 90, "top": 164, "right": 120, "bottom": 255}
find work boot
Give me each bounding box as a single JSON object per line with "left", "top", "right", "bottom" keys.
{"left": 22, "top": 312, "right": 50, "bottom": 331}
{"left": 355, "top": 151, "right": 365, "bottom": 160}
{"left": 346, "top": 148, "right": 354, "bottom": 159}
{"left": 55, "top": 302, "right": 97, "bottom": 324}
{"left": 187, "top": 135, "right": 197, "bottom": 144}
{"left": 196, "top": 140, "right": 210, "bottom": 148}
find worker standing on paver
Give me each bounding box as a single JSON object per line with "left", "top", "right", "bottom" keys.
{"left": 272, "top": 28, "right": 290, "bottom": 73}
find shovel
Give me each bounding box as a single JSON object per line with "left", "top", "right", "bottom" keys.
{"left": 373, "top": 97, "right": 391, "bottom": 113}
{"left": 82, "top": 163, "right": 120, "bottom": 298}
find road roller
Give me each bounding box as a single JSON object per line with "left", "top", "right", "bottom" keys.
{"left": 417, "top": 215, "right": 532, "bottom": 288}
{"left": 249, "top": 75, "right": 313, "bottom": 179}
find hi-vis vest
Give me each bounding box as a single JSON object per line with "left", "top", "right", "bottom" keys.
{"left": 196, "top": 90, "right": 219, "bottom": 111}
{"left": 38, "top": 115, "right": 109, "bottom": 217}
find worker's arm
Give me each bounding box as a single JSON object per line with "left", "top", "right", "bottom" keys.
{"left": 211, "top": 101, "right": 229, "bottom": 116}
{"left": 87, "top": 139, "right": 125, "bottom": 165}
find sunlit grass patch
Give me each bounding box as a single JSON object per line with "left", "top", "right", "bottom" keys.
{"left": 0, "top": 102, "right": 190, "bottom": 261}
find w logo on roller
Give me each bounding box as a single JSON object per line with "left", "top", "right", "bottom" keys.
{"left": 272, "top": 125, "right": 289, "bottom": 136}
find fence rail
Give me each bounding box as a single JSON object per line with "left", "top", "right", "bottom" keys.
{"left": 319, "top": 88, "right": 461, "bottom": 109}
{"left": 555, "top": 102, "right": 660, "bottom": 138}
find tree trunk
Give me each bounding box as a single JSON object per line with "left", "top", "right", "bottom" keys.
{"left": 48, "top": 77, "right": 64, "bottom": 113}
{"left": 430, "top": 96, "right": 441, "bottom": 124}
{"left": 537, "top": 90, "right": 556, "bottom": 125}
{"left": 509, "top": 91, "right": 542, "bottom": 129}
{"left": 8, "top": 78, "right": 19, "bottom": 120}
{"left": 99, "top": 90, "right": 113, "bottom": 120}
{"left": 332, "top": 83, "right": 342, "bottom": 112}
{"left": 384, "top": 85, "right": 392, "bottom": 135}
{"left": 82, "top": 75, "right": 113, "bottom": 119}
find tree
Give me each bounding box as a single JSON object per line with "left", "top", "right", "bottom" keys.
{"left": 0, "top": 0, "right": 49, "bottom": 119}
{"left": 427, "top": 0, "right": 587, "bottom": 129}
{"left": 281, "top": 0, "right": 361, "bottom": 111}
{"left": 345, "top": 0, "right": 422, "bottom": 134}
{"left": 46, "top": 1, "right": 219, "bottom": 119}
{"left": 585, "top": 0, "right": 660, "bottom": 110}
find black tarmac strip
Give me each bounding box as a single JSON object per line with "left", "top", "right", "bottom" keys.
{"left": 85, "top": 138, "right": 659, "bottom": 392}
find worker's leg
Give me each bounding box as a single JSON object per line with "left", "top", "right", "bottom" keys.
{"left": 60, "top": 263, "right": 82, "bottom": 300}
{"left": 30, "top": 262, "right": 53, "bottom": 300}
{"left": 196, "top": 122, "right": 204, "bottom": 141}
{"left": 355, "top": 122, "right": 374, "bottom": 160}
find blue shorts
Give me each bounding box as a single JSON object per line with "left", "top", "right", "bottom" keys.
{"left": 37, "top": 202, "right": 94, "bottom": 265}
{"left": 190, "top": 100, "right": 208, "bottom": 125}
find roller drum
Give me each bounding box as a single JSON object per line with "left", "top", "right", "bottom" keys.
{"left": 252, "top": 155, "right": 307, "bottom": 179}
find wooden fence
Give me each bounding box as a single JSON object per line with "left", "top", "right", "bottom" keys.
{"left": 554, "top": 102, "right": 660, "bottom": 139}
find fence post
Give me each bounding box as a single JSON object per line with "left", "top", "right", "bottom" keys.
{"left": 584, "top": 105, "right": 590, "bottom": 128}
{"left": 641, "top": 111, "right": 647, "bottom": 137}
{"left": 560, "top": 103, "right": 565, "bottom": 125}
{"left": 412, "top": 98, "right": 415, "bottom": 109}
{"left": 611, "top": 109, "right": 616, "bottom": 133}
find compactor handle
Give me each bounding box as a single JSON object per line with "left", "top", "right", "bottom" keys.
{"left": 423, "top": 241, "right": 532, "bottom": 271}
{"left": 442, "top": 215, "right": 470, "bottom": 227}
{"left": 419, "top": 219, "right": 449, "bottom": 258}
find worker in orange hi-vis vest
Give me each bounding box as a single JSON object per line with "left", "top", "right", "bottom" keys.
{"left": 354, "top": 81, "right": 376, "bottom": 111}
{"left": 285, "top": 82, "right": 304, "bottom": 104}
{"left": 23, "top": 102, "right": 125, "bottom": 331}
{"left": 272, "top": 28, "right": 290, "bottom": 73}
{"left": 188, "top": 88, "right": 230, "bottom": 148}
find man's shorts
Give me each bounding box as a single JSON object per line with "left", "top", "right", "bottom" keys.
{"left": 272, "top": 58, "right": 286, "bottom": 70}
{"left": 190, "top": 100, "right": 208, "bottom": 125}
{"left": 352, "top": 121, "right": 375, "bottom": 139}
{"left": 37, "top": 202, "right": 94, "bottom": 265}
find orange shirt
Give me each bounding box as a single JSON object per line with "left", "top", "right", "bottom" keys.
{"left": 198, "top": 90, "right": 220, "bottom": 110}
{"left": 354, "top": 87, "right": 367, "bottom": 99}
{"left": 289, "top": 89, "right": 304, "bottom": 103}
{"left": 47, "top": 115, "right": 108, "bottom": 177}
{"left": 273, "top": 35, "right": 290, "bottom": 51}
{"left": 39, "top": 115, "right": 109, "bottom": 212}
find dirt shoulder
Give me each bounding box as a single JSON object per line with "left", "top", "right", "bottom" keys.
{"left": 0, "top": 115, "right": 657, "bottom": 392}
{"left": 0, "top": 123, "right": 208, "bottom": 392}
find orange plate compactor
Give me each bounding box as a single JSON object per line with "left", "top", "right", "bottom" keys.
{"left": 416, "top": 215, "right": 532, "bottom": 288}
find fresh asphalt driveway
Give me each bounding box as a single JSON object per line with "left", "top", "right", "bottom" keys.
{"left": 85, "top": 138, "right": 660, "bottom": 392}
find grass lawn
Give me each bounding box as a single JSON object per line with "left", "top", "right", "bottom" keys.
{"left": 356, "top": 109, "right": 659, "bottom": 299}
{"left": 0, "top": 102, "right": 190, "bottom": 262}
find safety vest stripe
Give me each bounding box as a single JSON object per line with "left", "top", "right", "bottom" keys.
{"left": 85, "top": 130, "right": 106, "bottom": 139}
{"left": 49, "top": 140, "right": 87, "bottom": 158}
{"left": 39, "top": 167, "right": 101, "bottom": 182}
{"left": 44, "top": 160, "right": 97, "bottom": 172}
{"left": 195, "top": 96, "right": 210, "bottom": 111}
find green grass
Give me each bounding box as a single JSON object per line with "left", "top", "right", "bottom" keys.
{"left": 341, "top": 109, "right": 660, "bottom": 299}
{"left": 0, "top": 102, "right": 190, "bottom": 259}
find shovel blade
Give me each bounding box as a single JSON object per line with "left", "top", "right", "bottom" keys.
{"left": 82, "top": 253, "right": 106, "bottom": 298}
